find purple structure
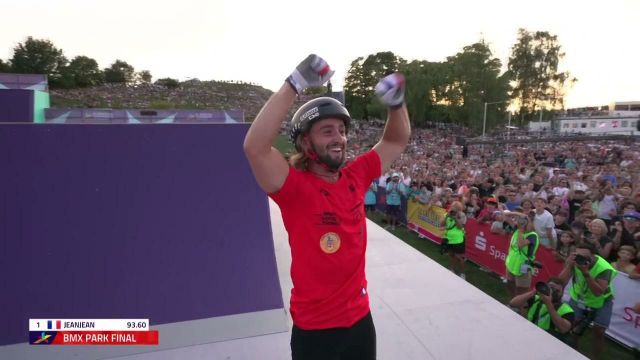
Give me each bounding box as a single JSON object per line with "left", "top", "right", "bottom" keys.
{"left": 46, "top": 108, "right": 245, "bottom": 123}
{"left": 0, "top": 89, "right": 33, "bottom": 122}
{"left": 0, "top": 73, "right": 48, "bottom": 91}
{"left": 0, "top": 124, "right": 282, "bottom": 346}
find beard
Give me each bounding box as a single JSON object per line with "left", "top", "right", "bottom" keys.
{"left": 312, "top": 141, "right": 345, "bottom": 171}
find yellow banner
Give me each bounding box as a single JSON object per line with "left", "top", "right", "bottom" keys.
{"left": 407, "top": 201, "right": 447, "bottom": 238}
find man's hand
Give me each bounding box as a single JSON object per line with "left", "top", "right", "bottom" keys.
{"left": 375, "top": 73, "right": 405, "bottom": 108}
{"left": 286, "top": 54, "right": 334, "bottom": 94}
{"left": 613, "top": 221, "right": 623, "bottom": 233}
{"left": 565, "top": 252, "right": 576, "bottom": 268}
{"left": 577, "top": 262, "right": 590, "bottom": 275}
{"left": 538, "top": 292, "right": 553, "bottom": 306}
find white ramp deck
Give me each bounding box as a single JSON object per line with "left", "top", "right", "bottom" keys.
{"left": 7, "top": 200, "right": 585, "bottom": 360}
{"left": 108, "top": 200, "right": 584, "bottom": 360}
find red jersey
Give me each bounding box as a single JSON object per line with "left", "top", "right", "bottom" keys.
{"left": 269, "top": 150, "right": 381, "bottom": 329}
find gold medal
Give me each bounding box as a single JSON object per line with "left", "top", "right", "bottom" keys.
{"left": 319, "top": 232, "right": 341, "bottom": 254}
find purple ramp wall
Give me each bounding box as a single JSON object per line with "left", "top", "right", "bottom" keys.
{"left": 0, "top": 124, "right": 283, "bottom": 346}
{"left": 0, "top": 89, "right": 34, "bottom": 122}
{"left": 45, "top": 109, "right": 245, "bottom": 123}
{"left": 0, "top": 73, "right": 48, "bottom": 91}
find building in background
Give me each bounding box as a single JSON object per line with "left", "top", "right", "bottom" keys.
{"left": 528, "top": 101, "right": 640, "bottom": 135}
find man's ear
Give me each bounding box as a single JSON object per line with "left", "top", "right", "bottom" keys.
{"left": 301, "top": 135, "right": 312, "bottom": 152}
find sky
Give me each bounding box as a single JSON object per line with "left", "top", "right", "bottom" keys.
{"left": 3, "top": 0, "right": 639, "bottom": 109}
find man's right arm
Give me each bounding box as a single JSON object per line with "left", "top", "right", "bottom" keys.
{"left": 558, "top": 255, "right": 575, "bottom": 287}
{"left": 243, "top": 54, "right": 333, "bottom": 194}
{"left": 509, "top": 289, "right": 536, "bottom": 308}
{"left": 243, "top": 83, "right": 296, "bottom": 194}
{"left": 517, "top": 227, "right": 531, "bottom": 248}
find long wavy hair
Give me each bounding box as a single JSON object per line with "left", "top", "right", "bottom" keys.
{"left": 289, "top": 135, "right": 310, "bottom": 171}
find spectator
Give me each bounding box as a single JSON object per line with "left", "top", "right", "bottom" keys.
{"left": 505, "top": 210, "right": 540, "bottom": 302}
{"left": 552, "top": 178, "right": 570, "bottom": 199}
{"left": 509, "top": 277, "right": 574, "bottom": 344}
{"left": 443, "top": 201, "right": 467, "bottom": 280}
{"left": 477, "top": 197, "right": 498, "bottom": 224}
{"left": 567, "top": 189, "right": 586, "bottom": 223}
{"left": 611, "top": 211, "right": 640, "bottom": 249}
{"left": 554, "top": 231, "right": 577, "bottom": 262}
{"left": 504, "top": 189, "right": 521, "bottom": 211}
{"left": 406, "top": 181, "right": 420, "bottom": 202}
{"left": 385, "top": 173, "right": 406, "bottom": 230}
{"left": 558, "top": 242, "right": 617, "bottom": 359}
{"left": 611, "top": 246, "right": 637, "bottom": 275}
{"left": 464, "top": 192, "right": 481, "bottom": 219}
{"left": 569, "top": 221, "right": 587, "bottom": 244}
{"left": 521, "top": 199, "right": 534, "bottom": 214}
{"left": 365, "top": 180, "right": 377, "bottom": 215}
{"left": 416, "top": 183, "right": 432, "bottom": 204}
{"left": 534, "top": 197, "right": 557, "bottom": 248}
{"left": 554, "top": 209, "right": 571, "bottom": 232}
{"left": 586, "top": 219, "right": 614, "bottom": 261}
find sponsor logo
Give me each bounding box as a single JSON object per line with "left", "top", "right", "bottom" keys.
{"left": 32, "top": 332, "right": 53, "bottom": 345}
{"left": 489, "top": 246, "right": 507, "bottom": 261}
{"left": 320, "top": 232, "right": 341, "bottom": 254}
{"left": 623, "top": 306, "right": 640, "bottom": 328}
{"left": 301, "top": 107, "right": 319, "bottom": 122}
{"left": 316, "top": 212, "right": 340, "bottom": 226}
{"left": 475, "top": 232, "right": 487, "bottom": 251}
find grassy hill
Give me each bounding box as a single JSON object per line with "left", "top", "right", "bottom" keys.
{"left": 49, "top": 80, "right": 273, "bottom": 121}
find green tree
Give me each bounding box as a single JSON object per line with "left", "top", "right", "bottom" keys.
{"left": 137, "top": 70, "right": 152, "bottom": 84}
{"left": 155, "top": 77, "right": 180, "bottom": 89}
{"left": 344, "top": 57, "right": 368, "bottom": 119}
{"left": 446, "top": 41, "right": 510, "bottom": 131}
{"left": 10, "top": 36, "right": 68, "bottom": 87}
{"left": 0, "top": 59, "right": 11, "bottom": 72}
{"left": 344, "top": 52, "right": 405, "bottom": 120}
{"left": 104, "top": 60, "right": 135, "bottom": 84}
{"left": 302, "top": 86, "right": 327, "bottom": 96}
{"left": 401, "top": 60, "right": 429, "bottom": 125}
{"left": 507, "top": 29, "right": 576, "bottom": 124}
{"left": 66, "top": 56, "right": 103, "bottom": 87}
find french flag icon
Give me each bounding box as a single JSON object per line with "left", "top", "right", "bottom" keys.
{"left": 46, "top": 320, "right": 62, "bottom": 329}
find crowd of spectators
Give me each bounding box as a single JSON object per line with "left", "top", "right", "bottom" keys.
{"left": 347, "top": 120, "right": 640, "bottom": 279}
{"left": 49, "top": 80, "right": 272, "bottom": 120}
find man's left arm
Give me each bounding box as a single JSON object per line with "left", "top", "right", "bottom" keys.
{"left": 546, "top": 226, "right": 555, "bottom": 248}
{"left": 538, "top": 294, "right": 571, "bottom": 334}
{"left": 581, "top": 268, "right": 611, "bottom": 296}
{"left": 545, "top": 213, "right": 556, "bottom": 247}
{"left": 372, "top": 73, "right": 411, "bottom": 173}
{"left": 542, "top": 297, "right": 572, "bottom": 334}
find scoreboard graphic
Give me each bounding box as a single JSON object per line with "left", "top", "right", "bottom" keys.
{"left": 29, "top": 319, "right": 159, "bottom": 345}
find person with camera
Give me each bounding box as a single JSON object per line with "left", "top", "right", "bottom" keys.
{"left": 442, "top": 201, "right": 467, "bottom": 280}
{"left": 504, "top": 210, "right": 540, "bottom": 303}
{"left": 243, "top": 54, "right": 410, "bottom": 359}
{"left": 508, "top": 277, "right": 574, "bottom": 343}
{"left": 558, "top": 242, "right": 617, "bottom": 360}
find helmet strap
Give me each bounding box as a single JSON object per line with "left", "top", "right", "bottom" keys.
{"left": 304, "top": 135, "right": 340, "bottom": 173}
